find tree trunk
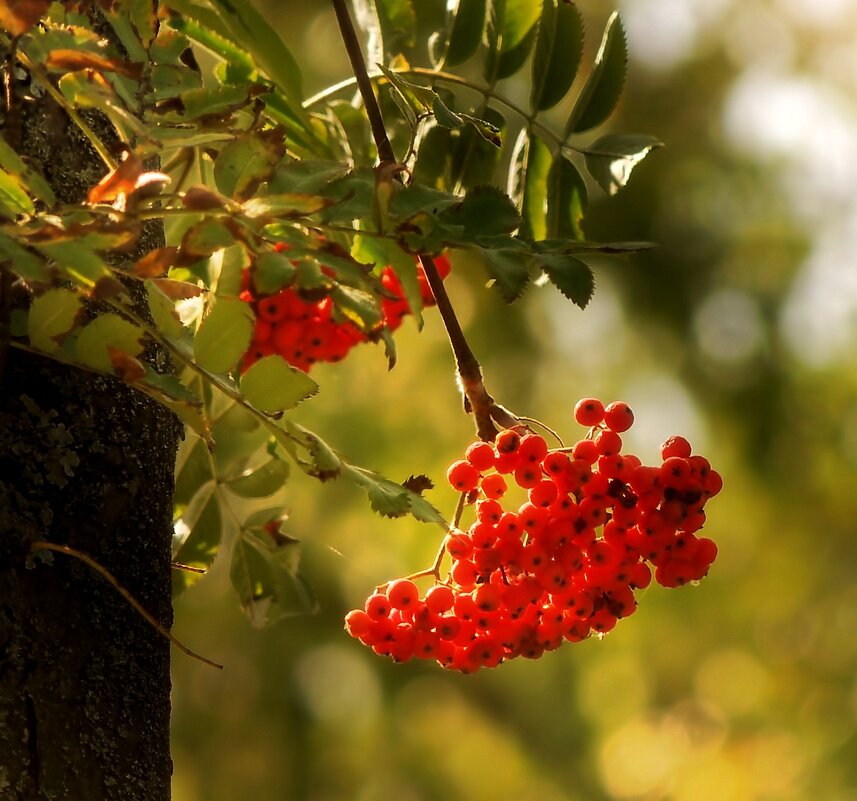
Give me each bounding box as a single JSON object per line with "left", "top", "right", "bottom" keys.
{"left": 0, "top": 41, "right": 180, "bottom": 801}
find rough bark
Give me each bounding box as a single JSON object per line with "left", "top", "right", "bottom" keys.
{"left": 0, "top": 41, "right": 180, "bottom": 801}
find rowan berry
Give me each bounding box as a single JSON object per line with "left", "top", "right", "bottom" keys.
{"left": 447, "top": 460, "right": 480, "bottom": 492}
{"left": 466, "top": 441, "right": 496, "bottom": 471}
{"left": 480, "top": 473, "right": 507, "bottom": 500}
{"left": 574, "top": 398, "right": 605, "bottom": 426}
{"left": 425, "top": 584, "right": 455, "bottom": 614}
{"left": 572, "top": 438, "right": 599, "bottom": 464}
{"left": 387, "top": 578, "right": 420, "bottom": 610}
{"left": 495, "top": 429, "right": 521, "bottom": 454}
{"left": 365, "top": 593, "right": 391, "bottom": 620}
{"left": 661, "top": 435, "right": 692, "bottom": 460}
{"left": 604, "top": 401, "right": 634, "bottom": 433}
{"left": 594, "top": 429, "right": 623, "bottom": 456}
{"left": 518, "top": 434, "right": 548, "bottom": 464}
{"left": 344, "top": 609, "right": 372, "bottom": 638}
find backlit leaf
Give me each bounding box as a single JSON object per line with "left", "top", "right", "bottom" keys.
{"left": 239, "top": 355, "right": 318, "bottom": 413}
{"left": 443, "top": 0, "right": 487, "bottom": 67}
{"left": 535, "top": 252, "right": 594, "bottom": 308}
{"left": 530, "top": 0, "right": 583, "bottom": 112}
{"left": 484, "top": 0, "right": 541, "bottom": 82}
{"left": 580, "top": 133, "right": 663, "bottom": 195}
{"left": 193, "top": 296, "right": 254, "bottom": 374}
{"left": 564, "top": 11, "right": 627, "bottom": 136}
{"left": 508, "top": 128, "right": 551, "bottom": 240}
{"left": 27, "top": 288, "right": 82, "bottom": 353}
{"left": 75, "top": 313, "right": 146, "bottom": 372}
{"left": 546, "top": 152, "right": 588, "bottom": 241}
{"left": 226, "top": 458, "right": 290, "bottom": 498}
{"left": 213, "top": 130, "right": 286, "bottom": 202}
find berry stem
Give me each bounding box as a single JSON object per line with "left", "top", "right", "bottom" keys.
{"left": 330, "top": 0, "right": 518, "bottom": 440}
{"left": 399, "top": 491, "right": 468, "bottom": 584}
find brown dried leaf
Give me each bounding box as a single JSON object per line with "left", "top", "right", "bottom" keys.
{"left": 182, "top": 185, "right": 227, "bottom": 211}
{"left": 402, "top": 474, "right": 434, "bottom": 495}
{"left": 91, "top": 274, "right": 127, "bottom": 301}
{"left": 88, "top": 153, "right": 144, "bottom": 204}
{"left": 45, "top": 49, "right": 143, "bottom": 79}
{"left": 152, "top": 278, "right": 205, "bottom": 300}
{"left": 108, "top": 346, "right": 146, "bottom": 383}
{"left": 0, "top": 0, "right": 50, "bottom": 36}
{"left": 132, "top": 246, "right": 178, "bottom": 278}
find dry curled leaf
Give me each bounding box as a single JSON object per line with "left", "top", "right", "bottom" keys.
{"left": 132, "top": 246, "right": 178, "bottom": 278}
{"left": 0, "top": 0, "right": 51, "bottom": 35}
{"left": 45, "top": 49, "right": 143, "bottom": 79}
{"left": 108, "top": 346, "right": 146, "bottom": 383}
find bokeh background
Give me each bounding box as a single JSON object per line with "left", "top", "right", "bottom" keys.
{"left": 171, "top": 1, "right": 857, "bottom": 799}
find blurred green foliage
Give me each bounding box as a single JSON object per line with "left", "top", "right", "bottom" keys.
{"left": 171, "top": 2, "right": 857, "bottom": 799}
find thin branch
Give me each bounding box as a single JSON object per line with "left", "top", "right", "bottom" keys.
{"left": 330, "top": 1, "right": 519, "bottom": 441}
{"left": 31, "top": 541, "right": 223, "bottom": 670}
{"left": 330, "top": 0, "right": 396, "bottom": 165}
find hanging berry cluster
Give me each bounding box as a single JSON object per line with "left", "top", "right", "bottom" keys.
{"left": 240, "top": 252, "right": 451, "bottom": 372}
{"left": 345, "top": 399, "right": 722, "bottom": 673}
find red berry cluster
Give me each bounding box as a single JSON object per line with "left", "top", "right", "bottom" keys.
{"left": 240, "top": 252, "right": 451, "bottom": 372}
{"left": 345, "top": 399, "right": 722, "bottom": 673}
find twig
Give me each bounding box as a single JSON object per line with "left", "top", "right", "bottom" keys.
{"left": 171, "top": 561, "right": 207, "bottom": 574}
{"left": 330, "top": 0, "right": 519, "bottom": 441}
{"left": 30, "top": 541, "right": 223, "bottom": 670}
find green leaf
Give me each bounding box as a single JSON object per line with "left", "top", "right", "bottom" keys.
{"left": 564, "top": 11, "right": 627, "bottom": 136}
{"left": 473, "top": 246, "right": 532, "bottom": 301}
{"left": 75, "top": 313, "right": 146, "bottom": 372}
{"left": 443, "top": 185, "right": 521, "bottom": 238}
{"left": 213, "top": 130, "right": 285, "bottom": 202}
{"left": 0, "top": 136, "right": 55, "bottom": 206}
{"left": 36, "top": 240, "right": 113, "bottom": 288}
{"left": 241, "top": 193, "right": 333, "bottom": 219}
{"left": 0, "top": 231, "right": 48, "bottom": 282}
{"left": 27, "top": 288, "right": 82, "bottom": 353}
{"left": 535, "top": 252, "right": 594, "bottom": 308}
{"left": 580, "top": 133, "right": 663, "bottom": 195}
{"left": 330, "top": 284, "right": 383, "bottom": 331}
{"left": 230, "top": 526, "right": 315, "bottom": 628}
{"left": 443, "top": 0, "right": 487, "bottom": 67}
{"left": 341, "top": 464, "right": 446, "bottom": 525}
{"left": 546, "top": 153, "right": 588, "bottom": 241}
{"left": 193, "top": 296, "right": 254, "bottom": 374}
{"left": 0, "top": 170, "right": 35, "bottom": 217}
{"left": 508, "top": 128, "right": 551, "bottom": 240}
{"left": 530, "top": 0, "right": 584, "bottom": 112}
{"left": 172, "top": 477, "right": 221, "bottom": 595}
{"left": 226, "top": 457, "right": 289, "bottom": 498}
{"left": 449, "top": 106, "right": 506, "bottom": 191}
{"left": 239, "top": 355, "right": 318, "bottom": 413}
{"left": 268, "top": 159, "right": 351, "bottom": 195}
{"left": 206, "top": 0, "right": 305, "bottom": 106}
{"left": 484, "top": 0, "right": 542, "bottom": 82}
{"left": 145, "top": 279, "right": 186, "bottom": 339}
{"left": 252, "top": 250, "right": 296, "bottom": 295}
{"left": 375, "top": 0, "right": 417, "bottom": 56}
{"left": 352, "top": 234, "right": 423, "bottom": 327}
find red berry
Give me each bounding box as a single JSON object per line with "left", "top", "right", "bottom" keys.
{"left": 661, "top": 435, "right": 692, "bottom": 460}
{"left": 447, "top": 460, "right": 480, "bottom": 492}
{"left": 495, "top": 429, "right": 521, "bottom": 454}
{"left": 425, "top": 584, "right": 455, "bottom": 614}
{"left": 480, "top": 473, "right": 507, "bottom": 500}
{"left": 604, "top": 401, "right": 634, "bottom": 433}
{"left": 466, "top": 441, "right": 496, "bottom": 471}
{"left": 574, "top": 398, "right": 605, "bottom": 426}
{"left": 387, "top": 578, "right": 420, "bottom": 610}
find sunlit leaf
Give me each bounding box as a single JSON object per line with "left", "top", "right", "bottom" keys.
{"left": 0, "top": 136, "right": 55, "bottom": 206}
{"left": 508, "top": 128, "right": 551, "bottom": 241}
{"left": 75, "top": 313, "right": 146, "bottom": 373}
{"left": 340, "top": 464, "right": 446, "bottom": 525}
{"left": 0, "top": 231, "right": 48, "bottom": 281}
{"left": 564, "top": 11, "right": 627, "bottom": 136}
{"left": 580, "top": 133, "right": 663, "bottom": 195}
{"left": 352, "top": 234, "right": 423, "bottom": 327}
{"left": 484, "top": 0, "right": 541, "bottom": 82}
{"left": 27, "top": 288, "right": 81, "bottom": 353}
{"left": 213, "top": 130, "right": 286, "bottom": 202}
{"left": 530, "top": 0, "right": 583, "bottom": 112}
{"left": 226, "top": 458, "right": 290, "bottom": 498}
{"left": 374, "top": 0, "right": 416, "bottom": 56}
{"left": 145, "top": 279, "right": 186, "bottom": 339}
{"left": 239, "top": 355, "right": 318, "bottom": 413}
{"left": 443, "top": 185, "right": 521, "bottom": 238}
{"left": 0, "top": 170, "right": 35, "bottom": 217}
{"left": 193, "top": 296, "right": 254, "bottom": 374}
